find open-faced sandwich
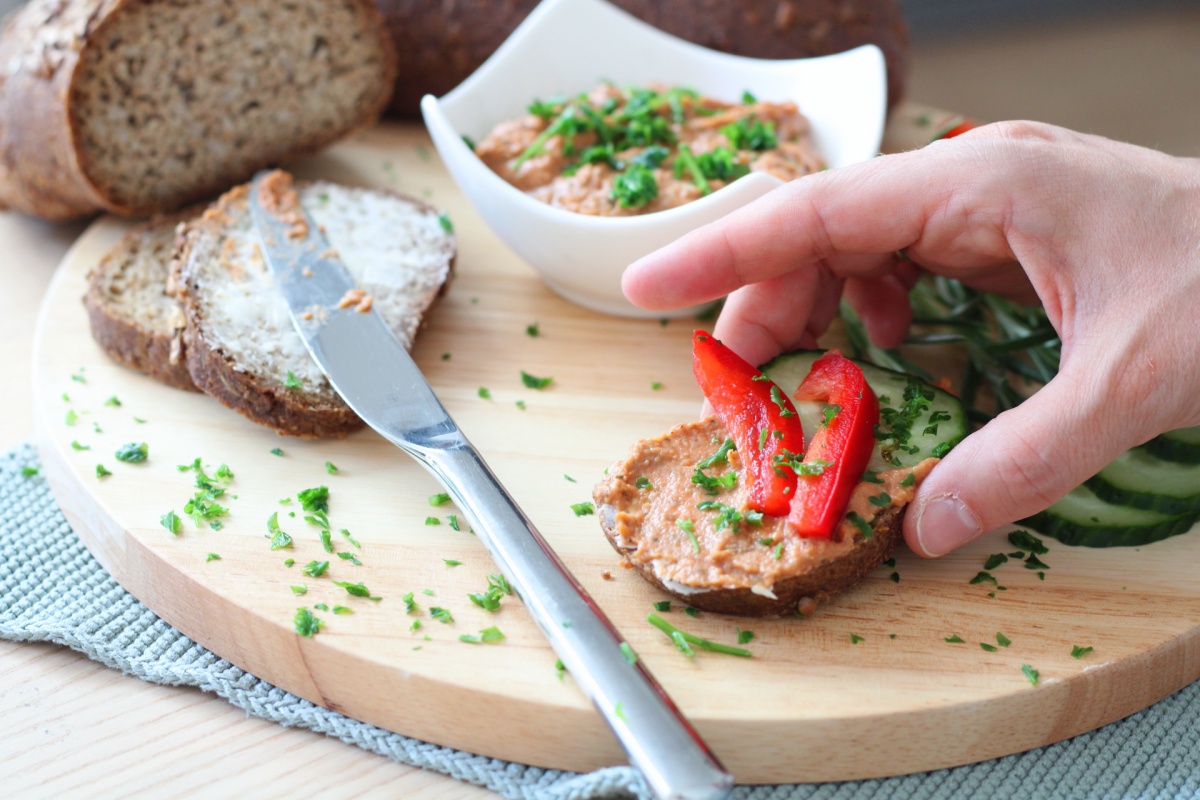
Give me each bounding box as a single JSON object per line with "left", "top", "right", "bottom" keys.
{"left": 594, "top": 331, "right": 966, "bottom": 616}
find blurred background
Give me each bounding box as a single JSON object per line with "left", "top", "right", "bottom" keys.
{"left": 903, "top": 0, "right": 1199, "bottom": 156}
{"left": 0, "top": 0, "right": 1194, "bottom": 156}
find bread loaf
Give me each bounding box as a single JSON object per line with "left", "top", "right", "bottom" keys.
{"left": 375, "top": 0, "right": 908, "bottom": 116}
{"left": 0, "top": 0, "right": 396, "bottom": 220}
{"left": 83, "top": 210, "right": 197, "bottom": 391}
{"left": 172, "top": 173, "right": 455, "bottom": 438}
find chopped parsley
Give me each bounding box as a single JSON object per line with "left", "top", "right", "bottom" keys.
{"left": 469, "top": 573, "right": 513, "bottom": 611}
{"left": 324, "top": 460, "right": 339, "bottom": 475}
{"left": 270, "top": 447, "right": 285, "bottom": 457}
{"left": 430, "top": 606, "right": 453, "bottom": 624}
{"left": 634, "top": 476, "right": 652, "bottom": 490}
{"left": 114, "top": 442, "right": 149, "bottom": 463}
{"left": 437, "top": 212, "right": 454, "bottom": 233}
{"left": 291, "top": 585, "right": 308, "bottom": 595}
{"left": 611, "top": 162, "right": 658, "bottom": 208}
{"left": 430, "top": 492, "right": 451, "bottom": 506}
{"left": 862, "top": 470, "right": 883, "bottom": 484}
{"left": 850, "top": 634, "right": 865, "bottom": 644}
{"left": 646, "top": 613, "right": 751, "bottom": 658}
{"left": 1024, "top": 553, "right": 1050, "bottom": 571}
{"left": 570, "top": 502, "right": 595, "bottom": 516}
{"left": 402, "top": 592, "right": 418, "bottom": 614}
{"left": 104, "top": 395, "right": 121, "bottom": 407}
{"left": 845, "top": 511, "right": 873, "bottom": 539}
{"left": 284, "top": 371, "right": 302, "bottom": 389}
{"left": 1008, "top": 530, "right": 1049, "bottom": 555}
{"left": 980, "top": 642, "right": 998, "bottom": 652}
{"left": 944, "top": 635, "right": 965, "bottom": 644}
{"left": 653, "top": 600, "right": 672, "bottom": 612}
{"left": 868, "top": 492, "right": 892, "bottom": 507}
{"left": 478, "top": 387, "right": 492, "bottom": 399}
{"left": 447, "top": 514, "right": 461, "bottom": 531}
{"left": 337, "top": 551, "right": 361, "bottom": 565}
{"left": 822, "top": 404, "right": 842, "bottom": 426}
{"left": 525, "top": 322, "right": 540, "bottom": 337}
{"left": 334, "top": 580, "right": 381, "bottom": 600}
{"left": 890, "top": 572, "right": 900, "bottom": 583}
{"left": 205, "top": 553, "right": 220, "bottom": 563}
{"left": 768, "top": 385, "right": 796, "bottom": 418}
{"left": 515, "top": 400, "right": 526, "bottom": 410}
{"left": 651, "top": 381, "right": 663, "bottom": 391}
{"left": 301, "top": 560, "right": 329, "bottom": 578}
{"left": 424, "top": 516, "right": 440, "bottom": 525}
{"left": 620, "top": 642, "right": 638, "bottom": 665}
{"left": 676, "top": 519, "right": 700, "bottom": 553}
{"left": 267, "top": 513, "right": 293, "bottom": 550}
{"left": 293, "top": 607, "right": 324, "bottom": 637}
{"left": 160, "top": 511, "right": 182, "bottom": 535}
{"left": 520, "top": 370, "right": 553, "bottom": 390}
{"left": 691, "top": 468, "right": 737, "bottom": 494}
{"left": 1070, "top": 645, "right": 1093, "bottom": 659}
{"left": 1021, "top": 664, "right": 1040, "bottom": 686}
{"left": 899, "top": 472, "right": 916, "bottom": 488}
{"left": 460, "top": 626, "right": 505, "bottom": 645}
{"left": 21, "top": 466, "right": 39, "bottom": 477}
{"left": 65, "top": 409, "right": 78, "bottom": 426}
{"left": 564, "top": 474, "right": 577, "bottom": 483}
{"left": 983, "top": 553, "right": 1009, "bottom": 570}
{"left": 736, "top": 628, "right": 755, "bottom": 645}
{"left": 969, "top": 571, "right": 997, "bottom": 586}
{"left": 333, "top": 605, "right": 353, "bottom": 615}
{"left": 721, "top": 115, "right": 777, "bottom": 151}
{"left": 997, "top": 632, "right": 1012, "bottom": 648}
{"left": 443, "top": 559, "right": 462, "bottom": 567}
{"left": 696, "top": 501, "right": 759, "bottom": 534}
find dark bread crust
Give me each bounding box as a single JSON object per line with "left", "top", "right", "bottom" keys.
{"left": 0, "top": 0, "right": 397, "bottom": 220}
{"left": 83, "top": 211, "right": 198, "bottom": 392}
{"left": 600, "top": 502, "right": 903, "bottom": 617}
{"left": 376, "top": 0, "right": 908, "bottom": 116}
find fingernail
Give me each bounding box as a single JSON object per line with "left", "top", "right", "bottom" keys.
{"left": 916, "top": 495, "right": 982, "bottom": 557}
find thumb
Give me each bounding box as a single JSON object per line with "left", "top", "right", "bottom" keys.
{"left": 902, "top": 366, "right": 1140, "bottom": 557}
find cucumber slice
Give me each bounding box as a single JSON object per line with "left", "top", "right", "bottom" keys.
{"left": 1086, "top": 446, "right": 1200, "bottom": 515}
{"left": 1019, "top": 483, "right": 1198, "bottom": 548}
{"left": 760, "top": 351, "right": 968, "bottom": 473}
{"left": 1142, "top": 426, "right": 1200, "bottom": 464}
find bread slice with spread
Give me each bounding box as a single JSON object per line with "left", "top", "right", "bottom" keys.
{"left": 83, "top": 211, "right": 198, "bottom": 391}
{"left": 172, "top": 172, "right": 455, "bottom": 438}
{"left": 594, "top": 349, "right": 965, "bottom": 616}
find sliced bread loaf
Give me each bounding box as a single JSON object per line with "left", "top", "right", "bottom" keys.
{"left": 83, "top": 210, "right": 196, "bottom": 391}
{"left": 0, "top": 0, "right": 396, "bottom": 220}
{"left": 172, "top": 173, "right": 455, "bottom": 438}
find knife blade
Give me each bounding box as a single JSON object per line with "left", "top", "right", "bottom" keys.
{"left": 248, "top": 171, "right": 733, "bottom": 800}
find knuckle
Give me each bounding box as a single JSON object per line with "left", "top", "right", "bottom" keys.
{"left": 986, "top": 422, "right": 1065, "bottom": 524}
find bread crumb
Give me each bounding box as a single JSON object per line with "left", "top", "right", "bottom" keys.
{"left": 337, "top": 288, "right": 365, "bottom": 308}
{"left": 601, "top": 571, "right": 613, "bottom": 581}
{"left": 354, "top": 295, "right": 373, "bottom": 313}
{"left": 257, "top": 169, "right": 308, "bottom": 239}
{"left": 302, "top": 268, "right": 313, "bottom": 278}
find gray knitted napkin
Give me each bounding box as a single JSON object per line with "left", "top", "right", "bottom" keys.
{"left": 3, "top": 442, "right": 1198, "bottom": 799}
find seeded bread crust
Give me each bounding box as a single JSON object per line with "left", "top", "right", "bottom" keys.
{"left": 173, "top": 177, "right": 455, "bottom": 438}
{"left": 83, "top": 210, "right": 198, "bottom": 391}
{"left": 0, "top": 0, "right": 397, "bottom": 220}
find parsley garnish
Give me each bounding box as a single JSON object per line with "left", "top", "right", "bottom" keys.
{"left": 769, "top": 385, "right": 796, "bottom": 417}
{"left": 646, "top": 613, "right": 751, "bottom": 658}
{"left": 868, "top": 492, "right": 892, "bottom": 507}
{"left": 65, "top": 410, "right": 78, "bottom": 426}
{"left": 333, "top": 605, "right": 352, "bottom": 615}
{"left": 969, "top": 571, "right": 997, "bottom": 585}
{"left": 334, "top": 580, "right": 381, "bottom": 600}
{"left": 425, "top": 516, "right": 440, "bottom": 525}
{"left": 1021, "top": 664, "right": 1040, "bottom": 686}
{"left": 1025, "top": 553, "right": 1050, "bottom": 571}
{"left": 337, "top": 551, "right": 362, "bottom": 565}
{"left": 570, "top": 502, "right": 595, "bottom": 516}
{"left": 653, "top": 600, "right": 672, "bottom": 612}
{"left": 430, "top": 492, "right": 451, "bottom": 506}
{"left": 944, "top": 635, "right": 965, "bottom": 643}
{"left": 1008, "top": 530, "right": 1049, "bottom": 554}
{"left": 721, "top": 115, "right": 777, "bottom": 150}
{"left": 284, "top": 371, "right": 301, "bottom": 389}
{"left": 114, "top": 442, "right": 148, "bottom": 463}
{"left": 21, "top": 466, "right": 39, "bottom": 477}
{"left": 443, "top": 559, "right": 462, "bottom": 567}
{"left": 983, "top": 553, "right": 1009, "bottom": 570}
{"left": 822, "top": 404, "right": 842, "bottom": 426}
{"left": 437, "top": 212, "right": 454, "bottom": 233}
{"left": 478, "top": 387, "right": 491, "bottom": 399}
{"left": 676, "top": 519, "right": 700, "bottom": 553}
{"left": 634, "top": 476, "right": 652, "bottom": 489}
{"left": 270, "top": 447, "right": 284, "bottom": 457}
{"left": 850, "top": 634, "right": 865, "bottom": 644}
{"left": 301, "top": 560, "right": 329, "bottom": 578}
{"left": 736, "top": 628, "right": 755, "bottom": 644}
{"left": 845, "top": 511, "right": 873, "bottom": 539}
{"left": 469, "top": 574, "right": 513, "bottom": 611}
{"left": 104, "top": 395, "right": 121, "bottom": 407}
{"left": 206, "top": 553, "right": 220, "bottom": 562}
{"left": 862, "top": 470, "right": 882, "bottom": 484}
{"left": 291, "top": 585, "right": 307, "bottom": 595}
{"left": 520, "top": 370, "right": 553, "bottom": 390}
{"left": 267, "top": 513, "right": 293, "bottom": 550}
{"left": 526, "top": 322, "right": 540, "bottom": 337}
{"left": 430, "top": 606, "right": 453, "bottom": 623}
{"left": 460, "top": 626, "right": 505, "bottom": 645}
{"left": 447, "top": 514, "right": 461, "bottom": 531}
{"left": 293, "top": 607, "right": 323, "bottom": 637}
{"left": 980, "top": 642, "right": 998, "bottom": 652}
{"left": 696, "top": 438, "right": 736, "bottom": 470}
{"left": 324, "top": 460, "right": 339, "bottom": 475}
{"left": 611, "top": 163, "right": 658, "bottom": 208}
{"left": 1070, "top": 645, "right": 1093, "bottom": 659}
{"left": 160, "top": 511, "right": 182, "bottom": 535}
{"left": 997, "top": 632, "right": 1012, "bottom": 647}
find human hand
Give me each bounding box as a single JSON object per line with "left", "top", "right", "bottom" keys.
{"left": 623, "top": 121, "right": 1200, "bottom": 557}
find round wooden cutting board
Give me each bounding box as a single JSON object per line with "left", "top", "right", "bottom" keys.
{"left": 33, "top": 113, "right": 1200, "bottom": 784}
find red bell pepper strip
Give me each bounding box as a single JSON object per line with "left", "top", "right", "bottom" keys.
{"left": 786, "top": 350, "right": 880, "bottom": 538}
{"left": 691, "top": 331, "right": 806, "bottom": 517}
{"left": 928, "top": 115, "right": 978, "bottom": 143}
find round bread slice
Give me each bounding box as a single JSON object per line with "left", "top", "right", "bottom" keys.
{"left": 593, "top": 416, "right": 937, "bottom": 617}
{"left": 83, "top": 210, "right": 197, "bottom": 391}
{"left": 172, "top": 174, "right": 455, "bottom": 438}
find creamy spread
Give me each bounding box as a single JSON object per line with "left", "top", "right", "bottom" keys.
{"left": 593, "top": 416, "right": 937, "bottom": 595}
{"left": 475, "top": 84, "right": 824, "bottom": 217}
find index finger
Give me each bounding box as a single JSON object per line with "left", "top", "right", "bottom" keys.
{"left": 620, "top": 142, "right": 1013, "bottom": 311}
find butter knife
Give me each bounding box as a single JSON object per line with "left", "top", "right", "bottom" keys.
{"left": 248, "top": 171, "right": 733, "bottom": 800}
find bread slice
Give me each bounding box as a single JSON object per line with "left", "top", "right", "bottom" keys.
{"left": 83, "top": 211, "right": 197, "bottom": 391}
{"left": 593, "top": 416, "right": 936, "bottom": 617}
{"left": 0, "top": 0, "right": 395, "bottom": 220}
{"left": 172, "top": 173, "right": 455, "bottom": 438}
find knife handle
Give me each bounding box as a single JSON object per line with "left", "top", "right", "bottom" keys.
{"left": 418, "top": 444, "right": 733, "bottom": 800}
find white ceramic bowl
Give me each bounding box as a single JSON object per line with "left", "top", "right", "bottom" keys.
{"left": 421, "top": 0, "right": 887, "bottom": 318}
